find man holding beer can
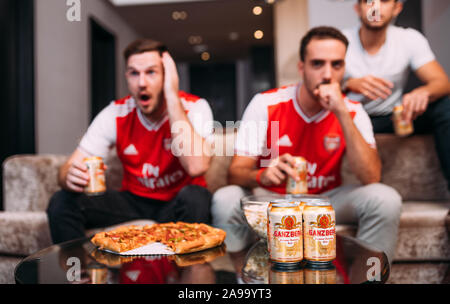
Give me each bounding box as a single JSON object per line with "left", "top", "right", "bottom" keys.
{"left": 213, "top": 27, "right": 402, "bottom": 264}
{"left": 47, "top": 39, "right": 214, "bottom": 244}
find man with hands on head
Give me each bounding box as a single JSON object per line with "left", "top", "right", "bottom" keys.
{"left": 212, "top": 27, "right": 401, "bottom": 264}
{"left": 343, "top": 0, "right": 450, "bottom": 189}
{"left": 47, "top": 39, "right": 214, "bottom": 244}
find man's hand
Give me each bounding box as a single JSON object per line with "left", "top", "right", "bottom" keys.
{"left": 402, "top": 89, "right": 430, "bottom": 122}
{"left": 313, "top": 82, "right": 347, "bottom": 116}
{"left": 162, "top": 52, "right": 179, "bottom": 101}
{"left": 64, "top": 161, "right": 90, "bottom": 193}
{"left": 346, "top": 76, "right": 394, "bottom": 100}
{"left": 259, "top": 153, "right": 299, "bottom": 187}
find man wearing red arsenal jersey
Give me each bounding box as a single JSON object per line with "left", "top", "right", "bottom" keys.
{"left": 212, "top": 27, "right": 401, "bottom": 264}
{"left": 47, "top": 39, "right": 214, "bottom": 244}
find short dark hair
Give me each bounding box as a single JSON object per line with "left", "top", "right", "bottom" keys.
{"left": 123, "top": 39, "right": 168, "bottom": 62}
{"left": 299, "top": 26, "right": 349, "bottom": 62}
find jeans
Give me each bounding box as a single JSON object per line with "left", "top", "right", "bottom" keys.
{"left": 371, "top": 96, "right": 450, "bottom": 190}
{"left": 46, "top": 185, "right": 212, "bottom": 244}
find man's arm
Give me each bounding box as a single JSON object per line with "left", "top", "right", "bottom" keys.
{"left": 402, "top": 60, "right": 450, "bottom": 121}
{"left": 162, "top": 52, "right": 212, "bottom": 177}
{"left": 337, "top": 112, "right": 381, "bottom": 184}
{"left": 58, "top": 148, "right": 90, "bottom": 192}
{"left": 316, "top": 82, "right": 381, "bottom": 184}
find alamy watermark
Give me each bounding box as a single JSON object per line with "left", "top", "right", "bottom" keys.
{"left": 170, "top": 117, "right": 280, "bottom": 168}
{"left": 66, "top": 0, "right": 81, "bottom": 22}
{"left": 366, "top": 257, "right": 381, "bottom": 282}
{"left": 366, "top": 0, "right": 381, "bottom": 22}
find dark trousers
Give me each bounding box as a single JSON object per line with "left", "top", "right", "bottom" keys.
{"left": 370, "top": 96, "right": 450, "bottom": 190}
{"left": 46, "top": 185, "right": 212, "bottom": 244}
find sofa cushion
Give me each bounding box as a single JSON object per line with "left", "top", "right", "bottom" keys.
{"left": 365, "top": 135, "right": 448, "bottom": 201}
{"left": 0, "top": 212, "right": 52, "bottom": 256}
{"left": 0, "top": 256, "right": 23, "bottom": 284}
{"left": 3, "top": 155, "right": 67, "bottom": 212}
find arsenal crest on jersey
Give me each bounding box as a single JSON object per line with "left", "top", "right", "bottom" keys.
{"left": 323, "top": 134, "right": 341, "bottom": 153}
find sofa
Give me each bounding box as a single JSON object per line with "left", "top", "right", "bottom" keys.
{"left": 1, "top": 133, "right": 449, "bottom": 284}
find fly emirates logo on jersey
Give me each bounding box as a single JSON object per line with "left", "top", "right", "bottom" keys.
{"left": 305, "top": 162, "right": 336, "bottom": 190}
{"left": 137, "top": 163, "right": 184, "bottom": 190}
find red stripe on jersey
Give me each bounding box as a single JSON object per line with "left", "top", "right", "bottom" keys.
{"left": 260, "top": 85, "right": 294, "bottom": 95}
{"left": 114, "top": 96, "right": 132, "bottom": 105}
{"left": 179, "top": 91, "right": 201, "bottom": 102}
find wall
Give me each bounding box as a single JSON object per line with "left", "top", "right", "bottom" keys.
{"left": 422, "top": 0, "right": 450, "bottom": 75}
{"left": 35, "top": 0, "right": 140, "bottom": 154}
{"left": 308, "top": 0, "right": 359, "bottom": 31}
{"left": 273, "top": 0, "right": 309, "bottom": 87}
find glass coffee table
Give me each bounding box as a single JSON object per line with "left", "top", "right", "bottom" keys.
{"left": 15, "top": 233, "right": 389, "bottom": 284}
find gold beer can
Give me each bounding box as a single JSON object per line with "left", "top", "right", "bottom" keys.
{"left": 269, "top": 266, "right": 304, "bottom": 284}
{"left": 87, "top": 264, "right": 108, "bottom": 284}
{"left": 304, "top": 266, "right": 336, "bottom": 284}
{"left": 267, "top": 201, "right": 303, "bottom": 268}
{"left": 83, "top": 156, "right": 106, "bottom": 196}
{"left": 303, "top": 199, "right": 336, "bottom": 266}
{"left": 286, "top": 157, "right": 308, "bottom": 195}
{"left": 392, "top": 105, "right": 414, "bottom": 137}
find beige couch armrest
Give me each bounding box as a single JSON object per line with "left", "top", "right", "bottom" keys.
{"left": 3, "top": 155, "right": 67, "bottom": 212}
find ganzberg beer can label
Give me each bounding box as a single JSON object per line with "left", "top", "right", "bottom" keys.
{"left": 267, "top": 201, "right": 303, "bottom": 264}
{"left": 304, "top": 267, "right": 337, "bottom": 284}
{"left": 269, "top": 267, "right": 304, "bottom": 284}
{"left": 303, "top": 200, "right": 336, "bottom": 263}
{"left": 286, "top": 157, "right": 308, "bottom": 195}
{"left": 84, "top": 156, "right": 106, "bottom": 195}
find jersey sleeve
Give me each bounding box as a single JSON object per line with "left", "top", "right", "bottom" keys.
{"left": 349, "top": 101, "right": 377, "bottom": 149}
{"left": 78, "top": 103, "right": 117, "bottom": 158}
{"left": 235, "top": 93, "right": 269, "bottom": 157}
{"left": 406, "top": 28, "right": 436, "bottom": 71}
{"left": 186, "top": 98, "right": 214, "bottom": 142}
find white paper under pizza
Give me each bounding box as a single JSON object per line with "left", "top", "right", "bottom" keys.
{"left": 112, "top": 242, "right": 175, "bottom": 256}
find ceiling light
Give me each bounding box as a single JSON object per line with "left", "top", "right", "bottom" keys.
{"left": 201, "top": 52, "right": 210, "bottom": 61}
{"left": 172, "top": 11, "right": 188, "bottom": 21}
{"left": 188, "top": 35, "right": 202, "bottom": 45}
{"left": 253, "top": 6, "right": 263, "bottom": 16}
{"left": 229, "top": 32, "right": 239, "bottom": 41}
{"left": 254, "top": 30, "right": 264, "bottom": 40}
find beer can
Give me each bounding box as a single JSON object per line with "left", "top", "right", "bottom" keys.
{"left": 286, "top": 156, "right": 308, "bottom": 195}
{"left": 267, "top": 201, "right": 303, "bottom": 268}
{"left": 304, "top": 265, "right": 336, "bottom": 284}
{"left": 303, "top": 199, "right": 336, "bottom": 266}
{"left": 269, "top": 265, "right": 304, "bottom": 284}
{"left": 87, "top": 263, "right": 108, "bottom": 284}
{"left": 84, "top": 156, "right": 106, "bottom": 196}
{"left": 285, "top": 194, "right": 329, "bottom": 214}
{"left": 393, "top": 105, "right": 414, "bottom": 137}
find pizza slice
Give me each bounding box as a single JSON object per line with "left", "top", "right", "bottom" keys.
{"left": 91, "top": 225, "right": 157, "bottom": 253}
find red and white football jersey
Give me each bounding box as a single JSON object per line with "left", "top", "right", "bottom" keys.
{"left": 79, "top": 91, "right": 213, "bottom": 201}
{"left": 235, "top": 84, "right": 376, "bottom": 194}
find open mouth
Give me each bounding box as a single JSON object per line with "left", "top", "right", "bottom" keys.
{"left": 139, "top": 94, "right": 150, "bottom": 101}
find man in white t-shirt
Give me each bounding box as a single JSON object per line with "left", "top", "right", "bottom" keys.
{"left": 343, "top": 0, "right": 450, "bottom": 190}
{"left": 46, "top": 39, "right": 214, "bottom": 244}
{"left": 212, "top": 27, "right": 401, "bottom": 265}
